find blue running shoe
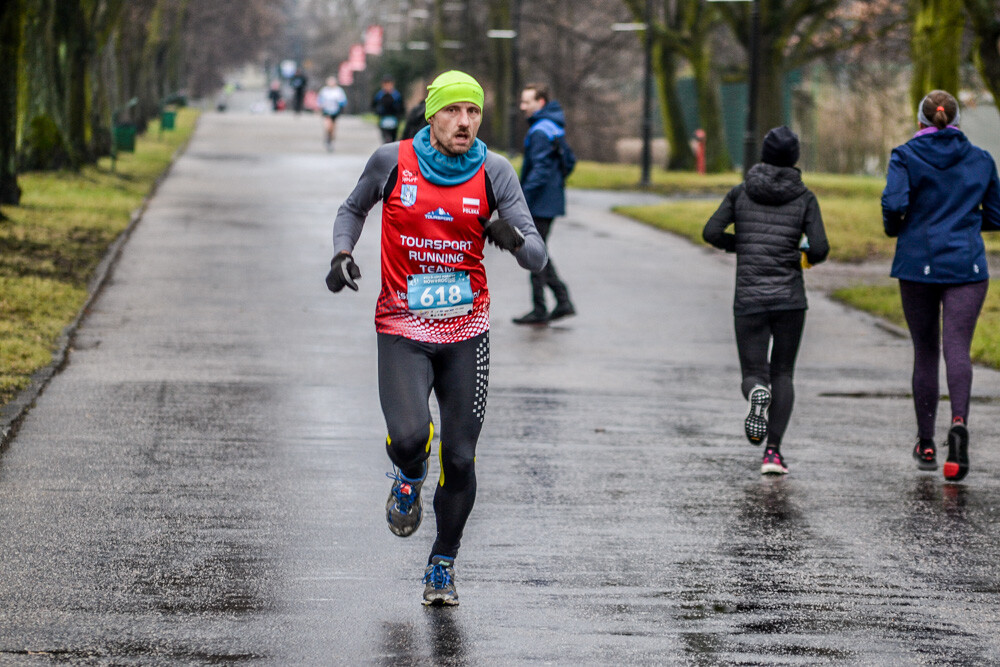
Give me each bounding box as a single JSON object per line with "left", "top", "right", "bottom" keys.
{"left": 422, "top": 555, "right": 459, "bottom": 606}
{"left": 744, "top": 385, "right": 771, "bottom": 445}
{"left": 385, "top": 465, "right": 426, "bottom": 537}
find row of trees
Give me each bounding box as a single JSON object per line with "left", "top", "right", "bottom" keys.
{"left": 0, "top": 0, "right": 285, "bottom": 210}
{"left": 621, "top": 0, "right": 1000, "bottom": 171}
{"left": 309, "top": 0, "right": 999, "bottom": 173}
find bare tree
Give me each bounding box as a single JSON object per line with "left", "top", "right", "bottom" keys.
{"left": 963, "top": 0, "right": 1000, "bottom": 104}
{"left": 715, "top": 0, "right": 906, "bottom": 146}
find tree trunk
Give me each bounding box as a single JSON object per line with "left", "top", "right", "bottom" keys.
{"left": 756, "top": 37, "right": 785, "bottom": 143}
{"left": 690, "top": 48, "right": 730, "bottom": 173}
{"left": 653, "top": 43, "right": 694, "bottom": 170}
{"left": 963, "top": 0, "right": 1000, "bottom": 105}
{"left": 20, "top": 0, "right": 73, "bottom": 171}
{"left": 910, "top": 0, "right": 963, "bottom": 107}
{"left": 0, "top": 0, "right": 22, "bottom": 207}
{"left": 62, "top": 0, "right": 90, "bottom": 166}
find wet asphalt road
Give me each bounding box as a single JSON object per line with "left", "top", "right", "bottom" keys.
{"left": 1, "top": 100, "right": 1000, "bottom": 665}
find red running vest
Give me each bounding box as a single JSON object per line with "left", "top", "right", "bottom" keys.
{"left": 376, "top": 139, "right": 492, "bottom": 343}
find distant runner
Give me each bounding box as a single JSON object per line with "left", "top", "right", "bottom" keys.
{"left": 317, "top": 76, "right": 347, "bottom": 152}
{"left": 326, "top": 71, "right": 546, "bottom": 605}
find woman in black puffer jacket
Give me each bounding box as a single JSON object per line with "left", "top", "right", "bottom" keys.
{"left": 703, "top": 126, "right": 829, "bottom": 476}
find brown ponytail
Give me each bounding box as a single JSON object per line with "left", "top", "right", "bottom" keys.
{"left": 921, "top": 90, "right": 958, "bottom": 129}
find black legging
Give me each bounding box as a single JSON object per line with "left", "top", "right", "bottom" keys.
{"left": 377, "top": 332, "right": 489, "bottom": 559}
{"left": 734, "top": 309, "right": 806, "bottom": 447}
{"left": 899, "top": 279, "right": 988, "bottom": 438}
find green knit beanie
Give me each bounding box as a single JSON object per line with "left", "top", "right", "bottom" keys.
{"left": 424, "top": 71, "right": 485, "bottom": 120}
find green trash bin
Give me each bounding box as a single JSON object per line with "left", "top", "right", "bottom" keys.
{"left": 113, "top": 123, "right": 136, "bottom": 152}
{"left": 160, "top": 109, "right": 176, "bottom": 130}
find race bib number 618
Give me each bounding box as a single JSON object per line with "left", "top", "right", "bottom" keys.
{"left": 406, "top": 271, "right": 473, "bottom": 319}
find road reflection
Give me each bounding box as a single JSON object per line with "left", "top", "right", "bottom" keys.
{"left": 377, "top": 611, "right": 467, "bottom": 665}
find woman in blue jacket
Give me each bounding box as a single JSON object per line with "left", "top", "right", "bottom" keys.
{"left": 882, "top": 89, "right": 1000, "bottom": 482}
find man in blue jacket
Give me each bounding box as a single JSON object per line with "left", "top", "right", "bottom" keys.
{"left": 513, "top": 84, "right": 576, "bottom": 325}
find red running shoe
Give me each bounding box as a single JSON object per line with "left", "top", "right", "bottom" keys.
{"left": 944, "top": 419, "right": 969, "bottom": 482}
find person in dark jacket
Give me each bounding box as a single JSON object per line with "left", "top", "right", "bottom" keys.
{"left": 703, "top": 126, "right": 829, "bottom": 475}
{"left": 882, "top": 89, "right": 1000, "bottom": 482}
{"left": 512, "top": 84, "right": 576, "bottom": 325}
{"left": 290, "top": 68, "right": 308, "bottom": 115}
{"left": 372, "top": 76, "right": 405, "bottom": 143}
{"left": 401, "top": 99, "right": 428, "bottom": 140}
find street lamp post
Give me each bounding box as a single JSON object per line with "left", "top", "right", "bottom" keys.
{"left": 487, "top": 0, "right": 521, "bottom": 155}
{"left": 641, "top": 0, "right": 653, "bottom": 186}
{"left": 510, "top": 0, "right": 522, "bottom": 155}
{"left": 709, "top": 0, "right": 759, "bottom": 176}
{"left": 612, "top": 4, "right": 654, "bottom": 187}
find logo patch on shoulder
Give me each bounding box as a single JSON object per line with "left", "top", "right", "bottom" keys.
{"left": 462, "top": 197, "right": 481, "bottom": 215}
{"left": 400, "top": 184, "right": 417, "bottom": 207}
{"left": 425, "top": 207, "right": 454, "bottom": 222}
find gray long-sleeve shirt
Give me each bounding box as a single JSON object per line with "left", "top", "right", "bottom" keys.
{"left": 333, "top": 142, "right": 547, "bottom": 273}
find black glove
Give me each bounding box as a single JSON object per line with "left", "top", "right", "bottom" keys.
{"left": 326, "top": 252, "right": 361, "bottom": 292}
{"left": 478, "top": 216, "right": 525, "bottom": 253}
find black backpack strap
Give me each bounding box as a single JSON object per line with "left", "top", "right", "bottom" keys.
{"left": 382, "top": 165, "right": 398, "bottom": 202}
{"left": 484, "top": 172, "right": 497, "bottom": 215}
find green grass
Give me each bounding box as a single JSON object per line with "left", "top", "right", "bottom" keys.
{"left": 833, "top": 280, "right": 1000, "bottom": 369}
{"left": 614, "top": 200, "right": 721, "bottom": 245}
{"left": 613, "top": 196, "right": 887, "bottom": 262}
{"left": 0, "top": 109, "right": 198, "bottom": 404}
{"left": 566, "top": 159, "right": 886, "bottom": 198}
{"left": 598, "top": 158, "right": 1000, "bottom": 369}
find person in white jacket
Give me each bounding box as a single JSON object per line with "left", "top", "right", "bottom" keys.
{"left": 317, "top": 77, "right": 347, "bottom": 151}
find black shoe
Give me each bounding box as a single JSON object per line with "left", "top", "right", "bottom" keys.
{"left": 743, "top": 385, "right": 770, "bottom": 445}
{"left": 912, "top": 437, "right": 937, "bottom": 471}
{"left": 548, "top": 301, "right": 576, "bottom": 321}
{"left": 513, "top": 310, "right": 548, "bottom": 325}
{"left": 944, "top": 420, "right": 969, "bottom": 482}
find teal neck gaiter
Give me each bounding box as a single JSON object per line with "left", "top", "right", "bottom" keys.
{"left": 412, "top": 126, "right": 487, "bottom": 186}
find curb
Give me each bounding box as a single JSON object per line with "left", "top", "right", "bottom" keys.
{"left": 0, "top": 117, "right": 200, "bottom": 449}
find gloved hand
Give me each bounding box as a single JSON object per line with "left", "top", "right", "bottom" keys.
{"left": 478, "top": 216, "right": 525, "bottom": 253}
{"left": 326, "top": 252, "right": 361, "bottom": 292}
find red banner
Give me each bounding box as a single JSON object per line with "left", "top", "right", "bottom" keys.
{"left": 349, "top": 43, "right": 366, "bottom": 71}
{"left": 364, "top": 25, "right": 383, "bottom": 55}
{"left": 338, "top": 61, "right": 354, "bottom": 86}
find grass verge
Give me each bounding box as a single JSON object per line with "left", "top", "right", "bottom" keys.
{"left": 597, "top": 159, "right": 1000, "bottom": 369}
{"left": 0, "top": 109, "right": 198, "bottom": 405}
{"left": 833, "top": 281, "right": 1000, "bottom": 369}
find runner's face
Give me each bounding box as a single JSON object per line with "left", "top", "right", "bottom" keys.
{"left": 428, "top": 103, "right": 482, "bottom": 157}
{"left": 520, "top": 90, "right": 544, "bottom": 119}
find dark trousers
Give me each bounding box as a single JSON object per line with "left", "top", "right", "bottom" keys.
{"left": 734, "top": 309, "right": 806, "bottom": 446}
{"left": 377, "top": 332, "right": 489, "bottom": 559}
{"left": 380, "top": 126, "right": 398, "bottom": 143}
{"left": 899, "top": 279, "right": 988, "bottom": 438}
{"left": 529, "top": 217, "right": 571, "bottom": 312}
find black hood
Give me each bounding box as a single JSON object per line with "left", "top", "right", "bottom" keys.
{"left": 744, "top": 163, "right": 807, "bottom": 205}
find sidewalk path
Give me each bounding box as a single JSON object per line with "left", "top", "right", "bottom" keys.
{"left": 0, "top": 106, "right": 999, "bottom": 664}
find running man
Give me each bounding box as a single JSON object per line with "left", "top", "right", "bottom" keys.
{"left": 326, "top": 70, "right": 546, "bottom": 605}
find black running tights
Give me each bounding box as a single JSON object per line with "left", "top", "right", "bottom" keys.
{"left": 734, "top": 309, "right": 806, "bottom": 447}
{"left": 377, "top": 332, "right": 489, "bottom": 560}
{"left": 899, "top": 279, "right": 988, "bottom": 439}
